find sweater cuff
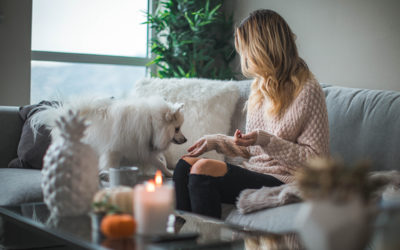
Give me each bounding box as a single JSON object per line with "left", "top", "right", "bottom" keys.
{"left": 204, "top": 134, "right": 226, "bottom": 151}
{"left": 255, "top": 130, "right": 271, "bottom": 146}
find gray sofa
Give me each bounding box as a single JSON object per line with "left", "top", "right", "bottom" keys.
{"left": 1, "top": 80, "right": 400, "bottom": 233}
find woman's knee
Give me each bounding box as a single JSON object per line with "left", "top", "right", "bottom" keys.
{"left": 190, "top": 159, "right": 228, "bottom": 177}
{"left": 181, "top": 157, "right": 200, "bottom": 166}
{"left": 173, "top": 158, "right": 193, "bottom": 180}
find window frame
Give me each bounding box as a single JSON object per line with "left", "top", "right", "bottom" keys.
{"left": 31, "top": 0, "right": 154, "bottom": 71}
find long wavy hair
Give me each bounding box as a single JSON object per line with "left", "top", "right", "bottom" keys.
{"left": 235, "top": 9, "right": 312, "bottom": 118}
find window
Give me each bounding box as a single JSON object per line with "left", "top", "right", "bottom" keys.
{"left": 31, "top": 0, "right": 150, "bottom": 103}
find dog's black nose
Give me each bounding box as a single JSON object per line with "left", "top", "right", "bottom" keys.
{"left": 173, "top": 138, "right": 187, "bottom": 144}
{"left": 178, "top": 137, "right": 187, "bottom": 144}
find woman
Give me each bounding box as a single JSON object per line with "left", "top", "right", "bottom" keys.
{"left": 173, "top": 9, "right": 329, "bottom": 218}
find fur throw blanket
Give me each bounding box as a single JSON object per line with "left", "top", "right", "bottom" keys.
{"left": 237, "top": 170, "right": 400, "bottom": 214}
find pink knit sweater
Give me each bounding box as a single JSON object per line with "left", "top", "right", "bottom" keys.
{"left": 205, "top": 78, "right": 329, "bottom": 183}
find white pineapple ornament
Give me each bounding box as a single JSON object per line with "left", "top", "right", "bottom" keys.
{"left": 42, "top": 110, "right": 99, "bottom": 217}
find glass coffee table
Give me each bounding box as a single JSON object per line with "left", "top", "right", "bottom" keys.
{"left": 0, "top": 202, "right": 303, "bottom": 250}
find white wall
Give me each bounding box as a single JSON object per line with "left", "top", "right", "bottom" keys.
{"left": 227, "top": 0, "right": 400, "bottom": 91}
{"left": 0, "top": 0, "right": 32, "bottom": 106}
{"left": 0, "top": 0, "right": 398, "bottom": 106}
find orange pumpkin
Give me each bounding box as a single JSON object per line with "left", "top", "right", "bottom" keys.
{"left": 101, "top": 214, "right": 137, "bottom": 239}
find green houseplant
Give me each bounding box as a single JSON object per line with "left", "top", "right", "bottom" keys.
{"left": 146, "top": 0, "right": 236, "bottom": 79}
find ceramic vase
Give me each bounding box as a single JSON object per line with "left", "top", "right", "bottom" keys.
{"left": 296, "top": 198, "right": 369, "bottom": 250}
{"left": 41, "top": 110, "right": 99, "bottom": 217}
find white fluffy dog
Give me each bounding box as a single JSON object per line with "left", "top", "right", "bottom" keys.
{"left": 30, "top": 96, "right": 186, "bottom": 177}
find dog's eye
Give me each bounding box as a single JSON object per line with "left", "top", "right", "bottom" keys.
{"left": 175, "top": 127, "right": 180, "bottom": 133}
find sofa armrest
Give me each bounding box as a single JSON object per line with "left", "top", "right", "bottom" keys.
{"left": 0, "top": 106, "right": 22, "bottom": 168}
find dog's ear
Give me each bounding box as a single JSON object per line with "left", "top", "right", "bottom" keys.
{"left": 166, "top": 103, "right": 184, "bottom": 122}
{"left": 173, "top": 103, "right": 184, "bottom": 120}
{"left": 165, "top": 110, "right": 173, "bottom": 122}
{"left": 175, "top": 103, "right": 184, "bottom": 113}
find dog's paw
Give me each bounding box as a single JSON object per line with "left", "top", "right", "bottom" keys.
{"left": 158, "top": 154, "right": 167, "bottom": 166}
{"left": 164, "top": 169, "right": 173, "bottom": 177}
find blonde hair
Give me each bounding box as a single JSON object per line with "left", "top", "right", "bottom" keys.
{"left": 235, "top": 9, "right": 312, "bottom": 118}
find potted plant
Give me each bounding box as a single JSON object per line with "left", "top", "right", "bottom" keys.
{"left": 146, "top": 0, "right": 236, "bottom": 79}
{"left": 295, "top": 158, "right": 373, "bottom": 250}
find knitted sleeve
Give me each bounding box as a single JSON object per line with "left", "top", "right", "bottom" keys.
{"left": 254, "top": 82, "right": 329, "bottom": 167}
{"left": 205, "top": 134, "right": 251, "bottom": 159}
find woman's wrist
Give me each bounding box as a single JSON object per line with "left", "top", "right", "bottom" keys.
{"left": 255, "top": 130, "right": 271, "bottom": 146}
{"left": 204, "top": 134, "right": 226, "bottom": 151}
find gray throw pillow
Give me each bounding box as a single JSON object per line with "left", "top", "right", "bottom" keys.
{"left": 7, "top": 101, "right": 57, "bottom": 169}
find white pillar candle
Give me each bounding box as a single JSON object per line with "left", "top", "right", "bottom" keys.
{"left": 133, "top": 172, "right": 174, "bottom": 235}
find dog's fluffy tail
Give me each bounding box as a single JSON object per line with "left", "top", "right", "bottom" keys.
{"left": 30, "top": 102, "right": 64, "bottom": 141}
{"left": 30, "top": 96, "right": 114, "bottom": 141}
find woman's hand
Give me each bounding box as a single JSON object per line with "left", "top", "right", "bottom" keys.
{"left": 183, "top": 137, "right": 208, "bottom": 157}
{"left": 234, "top": 129, "right": 257, "bottom": 147}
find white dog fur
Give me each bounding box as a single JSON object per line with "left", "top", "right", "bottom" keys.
{"left": 30, "top": 96, "right": 186, "bottom": 177}
{"left": 131, "top": 78, "right": 240, "bottom": 168}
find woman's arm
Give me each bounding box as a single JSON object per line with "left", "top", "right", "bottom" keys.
{"left": 184, "top": 134, "right": 250, "bottom": 158}
{"left": 235, "top": 82, "right": 329, "bottom": 167}
{"left": 254, "top": 118, "right": 329, "bottom": 167}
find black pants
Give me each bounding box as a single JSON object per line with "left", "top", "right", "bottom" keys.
{"left": 172, "top": 159, "right": 284, "bottom": 218}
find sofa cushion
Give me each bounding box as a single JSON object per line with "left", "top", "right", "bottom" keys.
{"left": 322, "top": 84, "right": 400, "bottom": 171}
{"left": 8, "top": 101, "right": 55, "bottom": 170}
{"left": 226, "top": 80, "right": 252, "bottom": 165}
{"left": 0, "top": 107, "right": 22, "bottom": 169}
{"left": 226, "top": 203, "right": 302, "bottom": 233}
{"left": 0, "top": 168, "right": 43, "bottom": 206}
{"left": 228, "top": 80, "right": 252, "bottom": 135}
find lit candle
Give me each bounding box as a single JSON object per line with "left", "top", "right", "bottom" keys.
{"left": 155, "top": 170, "right": 163, "bottom": 186}
{"left": 133, "top": 171, "right": 174, "bottom": 235}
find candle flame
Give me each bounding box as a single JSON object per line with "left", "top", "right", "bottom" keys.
{"left": 146, "top": 180, "right": 156, "bottom": 192}
{"left": 155, "top": 170, "right": 163, "bottom": 186}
